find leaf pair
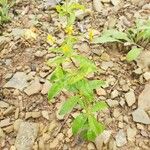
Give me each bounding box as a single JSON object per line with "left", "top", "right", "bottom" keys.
{"left": 93, "top": 29, "right": 130, "bottom": 44}
{"left": 72, "top": 114, "right": 105, "bottom": 141}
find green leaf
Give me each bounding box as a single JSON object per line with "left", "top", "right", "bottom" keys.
{"left": 92, "top": 101, "right": 108, "bottom": 112}
{"left": 72, "top": 114, "right": 87, "bottom": 135}
{"left": 47, "top": 56, "right": 65, "bottom": 67}
{"left": 86, "top": 130, "right": 96, "bottom": 141}
{"left": 48, "top": 79, "right": 65, "bottom": 100}
{"left": 126, "top": 47, "right": 142, "bottom": 62}
{"left": 103, "top": 29, "right": 130, "bottom": 41}
{"left": 68, "top": 12, "right": 76, "bottom": 26}
{"left": 93, "top": 29, "right": 130, "bottom": 44}
{"left": 88, "top": 115, "right": 105, "bottom": 136}
{"left": 59, "top": 96, "right": 79, "bottom": 115}
{"left": 89, "top": 80, "right": 106, "bottom": 90}
{"left": 93, "top": 36, "right": 119, "bottom": 44}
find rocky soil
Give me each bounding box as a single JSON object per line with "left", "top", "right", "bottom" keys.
{"left": 0, "top": 0, "right": 150, "bottom": 150}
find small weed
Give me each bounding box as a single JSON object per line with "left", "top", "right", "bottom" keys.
{"left": 0, "top": 0, "right": 10, "bottom": 25}
{"left": 47, "top": 0, "right": 108, "bottom": 141}
{"left": 93, "top": 19, "right": 150, "bottom": 61}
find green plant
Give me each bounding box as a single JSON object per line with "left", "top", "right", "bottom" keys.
{"left": 93, "top": 19, "right": 150, "bottom": 62}
{"left": 47, "top": 0, "right": 108, "bottom": 141}
{"left": 0, "top": 0, "right": 10, "bottom": 24}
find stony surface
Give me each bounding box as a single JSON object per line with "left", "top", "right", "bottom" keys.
{"left": 15, "top": 122, "right": 39, "bottom": 150}
{"left": 125, "top": 90, "right": 136, "bottom": 107}
{"left": 24, "top": 78, "right": 42, "bottom": 96}
{"left": 132, "top": 108, "right": 150, "bottom": 124}
{"left": 138, "top": 83, "right": 150, "bottom": 111}
{"left": 4, "top": 72, "right": 28, "bottom": 91}
{"left": 115, "top": 130, "right": 127, "bottom": 147}
{"left": 0, "top": 0, "right": 150, "bottom": 149}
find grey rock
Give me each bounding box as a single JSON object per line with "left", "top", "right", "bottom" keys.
{"left": 44, "top": 0, "right": 62, "bottom": 7}
{"left": 24, "top": 78, "right": 42, "bottom": 96}
{"left": 125, "top": 90, "right": 136, "bottom": 106}
{"left": 15, "top": 122, "right": 39, "bottom": 150}
{"left": 132, "top": 108, "right": 150, "bottom": 124}
{"left": 138, "top": 84, "right": 150, "bottom": 110}
{"left": 115, "top": 129, "right": 127, "bottom": 147}
{"left": 4, "top": 72, "right": 28, "bottom": 91}
{"left": 41, "top": 80, "right": 51, "bottom": 95}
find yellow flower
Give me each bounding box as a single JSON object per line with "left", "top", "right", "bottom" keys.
{"left": 62, "top": 44, "right": 70, "bottom": 53}
{"left": 65, "top": 25, "right": 74, "bottom": 35}
{"left": 47, "top": 34, "right": 55, "bottom": 45}
{"left": 89, "top": 29, "right": 94, "bottom": 42}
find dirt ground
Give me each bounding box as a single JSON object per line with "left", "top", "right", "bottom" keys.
{"left": 0, "top": 0, "right": 150, "bottom": 150}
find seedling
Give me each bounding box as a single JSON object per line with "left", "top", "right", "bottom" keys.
{"left": 47, "top": 0, "right": 108, "bottom": 141}
{"left": 0, "top": 0, "right": 10, "bottom": 24}
{"left": 56, "top": 0, "right": 85, "bottom": 27}
{"left": 93, "top": 19, "right": 150, "bottom": 61}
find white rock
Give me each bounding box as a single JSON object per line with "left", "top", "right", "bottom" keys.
{"left": 34, "top": 50, "right": 47, "bottom": 58}
{"left": 127, "top": 127, "right": 137, "bottom": 141}
{"left": 125, "top": 90, "right": 136, "bottom": 106}
{"left": 102, "top": 130, "right": 112, "bottom": 144}
{"left": 87, "top": 143, "right": 95, "bottom": 150}
{"left": 143, "top": 72, "right": 150, "bottom": 81}
{"left": 115, "top": 130, "right": 127, "bottom": 147}
{"left": 101, "top": 61, "right": 113, "bottom": 70}
{"left": 93, "top": 0, "right": 103, "bottom": 12}
{"left": 75, "top": 9, "right": 91, "bottom": 20}
{"left": 42, "top": 111, "right": 49, "bottom": 120}
{"left": 132, "top": 108, "right": 150, "bottom": 124}
{"left": 41, "top": 80, "right": 51, "bottom": 95}
{"left": 106, "top": 99, "right": 119, "bottom": 107}
{"left": 111, "top": 90, "right": 119, "bottom": 99}
{"left": 4, "top": 72, "right": 28, "bottom": 91}
{"left": 138, "top": 83, "right": 150, "bottom": 110}
{"left": 111, "top": 0, "right": 120, "bottom": 6}
{"left": 0, "top": 118, "right": 10, "bottom": 128}
{"left": 24, "top": 78, "right": 42, "bottom": 96}
{"left": 15, "top": 122, "right": 39, "bottom": 150}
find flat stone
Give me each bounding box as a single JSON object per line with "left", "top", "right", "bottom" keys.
{"left": 143, "top": 72, "right": 150, "bottom": 81}
{"left": 111, "top": 90, "right": 119, "bottom": 99}
{"left": 4, "top": 72, "right": 28, "bottom": 91}
{"left": 125, "top": 90, "right": 136, "bottom": 106}
{"left": 93, "top": 0, "right": 103, "bottom": 12}
{"left": 24, "top": 78, "right": 42, "bottom": 96}
{"left": 15, "top": 122, "right": 39, "bottom": 150}
{"left": 42, "top": 111, "right": 49, "bottom": 120}
{"left": 0, "top": 118, "right": 11, "bottom": 128}
{"left": 138, "top": 84, "right": 150, "bottom": 110}
{"left": 101, "top": 61, "right": 113, "bottom": 70}
{"left": 115, "top": 129, "right": 127, "bottom": 147}
{"left": 132, "top": 108, "right": 150, "bottom": 124}
{"left": 106, "top": 99, "right": 119, "bottom": 107}
{"left": 127, "top": 127, "right": 137, "bottom": 141}
{"left": 41, "top": 80, "right": 51, "bottom": 95}
{"left": 0, "top": 101, "right": 9, "bottom": 108}
{"left": 44, "top": 0, "right": 62, "bottom": 7}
